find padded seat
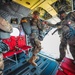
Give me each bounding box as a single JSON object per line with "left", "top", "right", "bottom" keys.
{"left": 3, "top": 35, "right": 31, "bottom": 63}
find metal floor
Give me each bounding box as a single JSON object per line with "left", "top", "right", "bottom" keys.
{"left": 4, "top": 53, "right": 59, "bottom": 75}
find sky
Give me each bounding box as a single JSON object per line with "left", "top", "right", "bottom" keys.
{"left": 41, "top": 28, "right": 60, "bottom": 59}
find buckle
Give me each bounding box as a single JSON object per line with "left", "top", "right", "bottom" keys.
{"left": 58, "top": 66, "right": 63, "bottom": 71}
{"left": 21, "top": 19, "right": 27, "bottom": 23}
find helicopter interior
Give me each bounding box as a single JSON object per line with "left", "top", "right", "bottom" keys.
{"left": 0, "top": 0, "right": 74, "bottom": 75}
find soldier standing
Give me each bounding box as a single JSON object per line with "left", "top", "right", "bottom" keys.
{"left": 56, "top": 11, "right": 75, "bottom": 62}
{"left": 56, "top": 11, "right": 75, "bottom": 75}
{"left": 55, "top": 10, "right": 67, "bottom": 62}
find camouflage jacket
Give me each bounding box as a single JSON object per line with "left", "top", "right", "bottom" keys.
{"left": 60, "top": 11, "right": 75, "bottom": 60}
{"left": 21, "top": 17, "right": 52, "bottom": 41}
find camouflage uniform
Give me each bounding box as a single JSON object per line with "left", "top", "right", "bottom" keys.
{"left": 30, "top": 18, "right": 42, "bottom": 55}
{"left": 0, "top": 54, "right": 4, "bottom": 75}
{"left": 0, "top": 40, "right": 9, "bottom": 75}
{"left": 0, "top": 41, "right": 9, "bottom": 75}
{"left": 54, "top": 11, "right": 75, "bottom": 61}
{"left": 0, "top": 17, "right": 12, "bottom": 74}
{"left": 59, "top": 11, "right": 75, "bottom": 60}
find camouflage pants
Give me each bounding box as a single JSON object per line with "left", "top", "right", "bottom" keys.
{"left": 30, "top": 38, "right": 41, "bottom": 55}
{"left": 0, "top": 54, "right": 4, "bottom": 75}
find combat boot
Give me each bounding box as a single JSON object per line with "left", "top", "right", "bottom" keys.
{"left": 28, "top": 55, "right": 38, "bottom": 66}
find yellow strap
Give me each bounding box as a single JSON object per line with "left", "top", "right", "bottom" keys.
{"left": 21, "top": 19, "right": 27, "bottom": 23}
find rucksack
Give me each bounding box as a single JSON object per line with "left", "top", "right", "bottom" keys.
{"left": 20, "top": 17, "right": 31, "bottom": 35}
